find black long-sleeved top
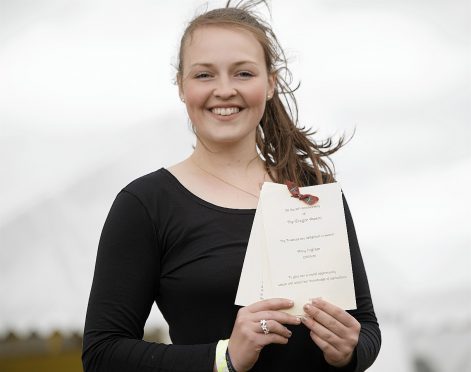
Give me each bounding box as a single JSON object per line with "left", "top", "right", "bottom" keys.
{"left": 82, "top": 168, "right": 381, "bottom": 371}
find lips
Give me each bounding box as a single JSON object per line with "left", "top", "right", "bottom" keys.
{"left": 210, "top": 107, "right": 241, "bottom": 116}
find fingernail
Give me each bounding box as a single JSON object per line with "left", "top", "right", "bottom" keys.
{"left": 287, "top": 329, "right": 292, "bottom": 337}
{"left": 304, "top": 304, "right": 312, "bottom": 311}
{"left": 311, "top": 297, "right": 322, "bottom": 305}
{"left": 288, "top": 300, "right": 294, "bottom": 307}
{"left": 300, "top": 316, "right": 308, "bottom": 323}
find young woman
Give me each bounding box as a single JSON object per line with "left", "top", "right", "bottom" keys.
{"left": 82, "top": 2, "right": 381, "bottom": 371}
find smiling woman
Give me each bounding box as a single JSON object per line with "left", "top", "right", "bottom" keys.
{"left": 82, "top": 1, "right": 381, "bottom": 371}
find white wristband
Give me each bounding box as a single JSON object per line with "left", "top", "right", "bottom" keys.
{"left": 215, "top": 339, "right": 230, "bottom": 372}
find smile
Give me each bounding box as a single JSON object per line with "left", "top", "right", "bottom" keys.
{"left": 210, "top": 107, "right": 241, "bottom": 116}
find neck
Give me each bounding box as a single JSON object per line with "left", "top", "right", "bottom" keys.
{"left": 191, "top": 140, "right": 263, "bottom": 174}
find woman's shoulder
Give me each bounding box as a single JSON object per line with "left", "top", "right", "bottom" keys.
{"left": 122, "top": 167, "right": 175, "bottom": 200}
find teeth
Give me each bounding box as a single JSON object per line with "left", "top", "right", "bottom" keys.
{"left": 211, "top": 107, "right": 240, "bottom": 116}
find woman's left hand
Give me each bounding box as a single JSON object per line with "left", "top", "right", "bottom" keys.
{"left": 301, "top": 298, "right": 361, "bottom": 368}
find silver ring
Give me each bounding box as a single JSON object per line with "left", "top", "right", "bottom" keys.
{"left": 260, "top": 319, "right": 270, "bottom": 335}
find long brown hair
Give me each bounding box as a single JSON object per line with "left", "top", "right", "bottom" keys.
{"left": 176, "top": 0, "right": 346, "bottom": 186}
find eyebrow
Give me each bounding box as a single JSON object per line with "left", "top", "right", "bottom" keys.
{"left": 189, "top": 61, "right": 259, "bottom": 69}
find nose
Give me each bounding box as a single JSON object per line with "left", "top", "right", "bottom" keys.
{"left": 213, "top": 77, "right": 237, "bottom": 99}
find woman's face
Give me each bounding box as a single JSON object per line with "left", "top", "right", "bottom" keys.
{"left": 179, "top": 25, "right": 275, "bottom": 147}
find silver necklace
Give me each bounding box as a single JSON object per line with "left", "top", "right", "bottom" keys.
{"left": 191, "top": 159, "right": 266, "bottom": 199}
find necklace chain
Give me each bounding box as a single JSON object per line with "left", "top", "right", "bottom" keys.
{"left": 191, "top": 158, "right": 266, "bottom": 199}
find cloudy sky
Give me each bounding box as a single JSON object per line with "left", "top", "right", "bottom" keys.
{"left": 0, "top": 0, "right": 470, "bottom": 370}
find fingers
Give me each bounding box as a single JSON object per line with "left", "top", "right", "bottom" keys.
{"left": 304, "top": 299, "right": 360, "bottom": 337}
{"left": 252, "top": 319, "right": 292, "bottom": 347}
{"left": 240, "top": 299, "right": 300, "bottom": 332}
{"left": 309, "top": 330, "right": 353, "bottom": 367}
{"left": 301, "top": 298, "right": 360, "bottom": 367}
{"left": 303, "top": 303, "right": 345, "bottom": 339}
{"left": 253, "top": 319, "right": 293, "bottom": 338}
{"left": 262, "top": 333, "right": 290, "bottom": 345}
{"left": 255, "top": 309, "right": 301, "bottom": 326}
{"left": 246, "top": 298, "right": 294, "bottom": 312}
{"left": 301, "top": 314, "right": 342, "bottom": 349}
{"left": 309, "top": 298, "right": 358, "bottom": 328}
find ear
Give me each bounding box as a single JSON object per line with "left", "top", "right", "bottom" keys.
{"left": 177, "top": 73, "right": 185, "bottom": 102}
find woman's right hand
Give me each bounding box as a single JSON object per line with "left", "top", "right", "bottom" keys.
{"left": 227, "top": 298, "right": 301, "bottom": 372}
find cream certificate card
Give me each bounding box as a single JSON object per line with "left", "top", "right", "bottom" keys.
{"left": 234, "top": 203, "right": 266, "bottom": 305}
{"left": 235, "top": 182, "right": 356, "bottom": 315}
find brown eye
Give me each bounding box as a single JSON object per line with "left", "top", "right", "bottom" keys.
{"left": 195, "top": 72, "right": 212, "bottom": 79}
{"left": 237, "top": 71, "right": 254, "bottom": 79}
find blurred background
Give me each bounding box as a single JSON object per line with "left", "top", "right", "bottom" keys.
{"left": 0, "top": 0, "right": 470, "bottom": 371}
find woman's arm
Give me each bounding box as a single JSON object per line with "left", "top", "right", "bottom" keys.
{"left": 301, "top": 194, "right": 381, "bottom": 372}
{"left": 342, "top": 194, "right": 381, "bottom": 371}
{"left": 82, "top": 190, "right": 217, "bottom": 372}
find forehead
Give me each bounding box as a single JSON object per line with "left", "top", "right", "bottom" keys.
{"left": 182, "top": 25, "right": 266, "bottom": 68}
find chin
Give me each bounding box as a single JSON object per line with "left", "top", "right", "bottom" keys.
{"left": 199, "top": 131, "right": 255, "bottom": 147}
{"left": 195, "top": 125, "right": 257, "bottom": 146}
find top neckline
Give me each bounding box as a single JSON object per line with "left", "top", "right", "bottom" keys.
{"left": 161, "top": 168, "right": 257, "bottom": 215}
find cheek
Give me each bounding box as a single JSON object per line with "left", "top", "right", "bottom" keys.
{"left": 244, "top": 82, "right": 268, "bottom": 112}
{"left": 250, "top": 78, "right": 269, "bottom": 100}
{"left": 185, "top": 85, "right": 207, "bottom": 109}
